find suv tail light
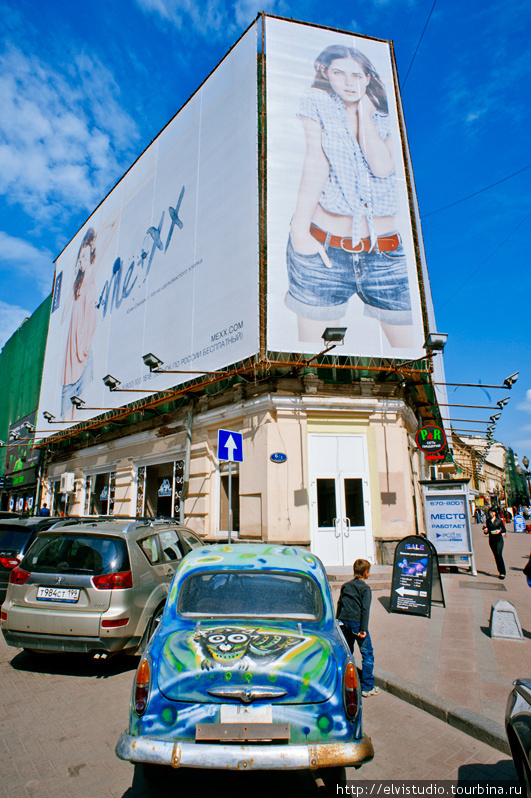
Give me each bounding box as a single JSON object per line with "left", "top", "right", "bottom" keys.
{"left": 101, "top": 618, "right": 129, "bottom": 628}
{"left": 344, "top": 661, "right": 359, "bottom": 719}
{"left": 0, "top": 556, "right": 20, "bottom": 569}
{"left": 134, "top": 657, "right": 151, "bottom": 716}
{"left": 92, "top": 571, "right": 133, "bottom": 590}
{"left": 9, "top": 567, "right": 31, "bottom": 585}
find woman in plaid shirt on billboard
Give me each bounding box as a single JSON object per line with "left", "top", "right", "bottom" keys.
{"left": 286, "top": 44, "right": 413, "bottom": 346}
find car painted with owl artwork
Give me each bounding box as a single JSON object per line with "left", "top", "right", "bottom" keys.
{"left": 115, "top": 543, "right": 374, "bottom": 779}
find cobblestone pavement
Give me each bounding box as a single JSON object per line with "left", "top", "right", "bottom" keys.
{"left": 1, "top": 636, "right": 516, "bottom": 798}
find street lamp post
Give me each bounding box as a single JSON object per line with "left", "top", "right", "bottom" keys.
{"left": 522, "top": 456, "right": 531, "bottom": 505}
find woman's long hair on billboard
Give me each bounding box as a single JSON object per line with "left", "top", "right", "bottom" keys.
{"left": 72, "top": 227, "right": 96, "bottom": 299}
{"left": 312, "top": 45, "right": 388, "bottom": 115}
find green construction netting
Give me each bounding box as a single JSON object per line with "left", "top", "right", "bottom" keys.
{"left": 0, "top": 296, "right": 52, "bottom": 474}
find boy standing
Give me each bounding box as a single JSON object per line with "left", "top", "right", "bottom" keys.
{"left": 336, "top": 558, "right": 380, "bottom": 697}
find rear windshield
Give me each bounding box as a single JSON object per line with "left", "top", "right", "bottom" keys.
{"left": 178, "top": 571, "right": 322, "bottom": 620}
{"left": 0, "top": 527, "right": 33, "bottom": 551}
{"left": 21, "top": 534, "right": 130, "bottom": 576}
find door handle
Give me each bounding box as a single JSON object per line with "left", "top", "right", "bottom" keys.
{"left": 333, "top": 518, "right": 341, "bottom": 538}
{"left": 343, "top": 517, "right": 351, "bottom": 537}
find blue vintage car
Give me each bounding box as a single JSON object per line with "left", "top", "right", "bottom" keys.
{"left": 116, "top": 543, "right": 374, "bottom": 782}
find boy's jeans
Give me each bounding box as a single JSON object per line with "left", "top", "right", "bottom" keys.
{"left": 341, "top": 620, "right": 375, "bottom": 692}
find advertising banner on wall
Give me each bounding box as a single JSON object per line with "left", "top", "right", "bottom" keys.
{"left": 37, "top": 25, "right": 259, "bottom": 435}
{"left": 265, "top": 17, "right": 425, "bottom": 359}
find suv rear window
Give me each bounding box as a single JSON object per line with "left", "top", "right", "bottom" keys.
{"left": 0, "top": 527, "right": 33, "bottom": 551}
{"left": 21, "top": 534, "right": 130, "bottom": 576}
{"left": 178, "top": 571, "right": 322, "bottom": 620}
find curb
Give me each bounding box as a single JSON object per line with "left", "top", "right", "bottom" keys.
{"left": 373, "top": 667, "right": 510, "bottom": 756}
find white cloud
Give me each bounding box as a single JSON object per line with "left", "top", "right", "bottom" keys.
{"left": 517, "top": 390, "right": 531, "bottom": 413}
{"left": 0, "top": 300, "right": 31, "bottom": 351}
{"left": 135, "top": 0, "right": 281, "bottom": 37}
{"left": 0, "top": 46, "right": 139, "bottom": 223}
{"left": 0, "top": 231, "right": 55, "bottom": 298}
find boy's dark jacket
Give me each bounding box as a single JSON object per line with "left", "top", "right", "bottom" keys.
{"left": 336, "top": 577, "right": 371, "bottom": 632}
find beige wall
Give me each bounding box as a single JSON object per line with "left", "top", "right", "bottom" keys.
{"left": 42, "top": 391, "right": 421, "bottom": 551}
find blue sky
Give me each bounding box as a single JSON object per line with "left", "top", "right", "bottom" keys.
{"left": 0, "top": 0, "right": 530, "bottom": 459}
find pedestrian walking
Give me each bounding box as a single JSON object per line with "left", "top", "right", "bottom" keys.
{"left": 483, "top": 507, "right": 507, "bottom": 579}
{"left": 336, "top": 558, "right": 380, "bottom": 697}
{"left": 523, "top": 553, "right": 531, "bottom": 589}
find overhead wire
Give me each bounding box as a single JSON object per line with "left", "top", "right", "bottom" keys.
{"left": 438, "top": 212, "right": 531, "bottom": 310}
{"left": 400, "top": 0, "right": 438, "bottom": 89}
{"left": 422, "top": 165, "right": 531, "bottom": 218}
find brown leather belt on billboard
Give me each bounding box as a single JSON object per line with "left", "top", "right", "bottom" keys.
{"left": 310, "top": 224, "right": 401, "bottom": 253}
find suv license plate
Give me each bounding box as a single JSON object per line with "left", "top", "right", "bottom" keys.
{"left": 36, "top": 587, "right": 80, "bottom": 602}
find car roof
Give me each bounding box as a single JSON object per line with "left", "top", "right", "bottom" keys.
{"left": 35, "top": 518, "right": 197, "bottom": 540}
{"left": 175, "top": 543, "right": 325, "bottom": 579}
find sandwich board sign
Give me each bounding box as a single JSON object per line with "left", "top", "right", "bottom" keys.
{"left": 389, "top": 535, "right": 445, "bottom": 618}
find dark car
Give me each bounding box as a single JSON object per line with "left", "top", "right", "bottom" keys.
{"left": 506, "top": 678, "right": 531, "bottom": 796}
{"left": 0, "top": 516, "right": 73, "bottom": 603}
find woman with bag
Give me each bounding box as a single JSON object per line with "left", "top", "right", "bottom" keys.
{"left": 483, "top": 507, "right": 507, "bottom": 579}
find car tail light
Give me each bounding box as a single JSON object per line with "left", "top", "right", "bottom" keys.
{"left": 0, "top": 556, "right": 20, "bottom": 569}
{"left": 92, "top": 571, "right": 133, "bottom": 590}
{"left": 134, "top": 657, "right": 151, "bottom": 716}
{"left": 101, "top": 618, "right": 129, "bottom": 628}
{"left": 344, "top": 661, "right": 359, "bottom": 719}
{"left": 1, "top": 611, "right": 7, "bottom": 621}
{"left": 9, "top": 567, "right": 31, "bottom": 585}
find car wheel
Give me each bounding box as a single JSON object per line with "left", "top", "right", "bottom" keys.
{"left": 314, "top": 767, "right": 347, "bottom": 794}
{"left": 508, "top": 727, "right": 531, "bottom": 798}
{"left": 148, "top": 604, "right": 165, "bottom": 639}
{"left": 513, "top": 741, "right": 531, "bottom": 798}
{"left": 142, "top": 762, "right": 173, "bottom": 788}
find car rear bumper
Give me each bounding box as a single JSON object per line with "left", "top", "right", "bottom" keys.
{"left": 2, "top": 629, "right": 139, "bottom": 654}
{"left": 115, "top": 730, "right": 374, "bottom": 770}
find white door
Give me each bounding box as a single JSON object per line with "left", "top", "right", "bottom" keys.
{"left": 309, "top": 435, "right": 373, "bottom": 566}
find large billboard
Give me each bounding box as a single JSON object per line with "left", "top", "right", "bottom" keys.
{"left": 37, "top": 25, "right": 259, "bottom": 435}
{"left": 265, "top": 17, "right": 426, "bottom": 359}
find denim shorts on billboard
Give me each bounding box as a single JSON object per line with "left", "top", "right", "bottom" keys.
{"left": 285, "top": 236, "right": 413, "bottom": 324}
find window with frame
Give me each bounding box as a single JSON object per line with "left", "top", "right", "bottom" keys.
{"left": 87, "top": 472, "right": 116, "bottom": 516}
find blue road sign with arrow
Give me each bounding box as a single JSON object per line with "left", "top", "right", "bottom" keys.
{"left": 218, "top": 429, "right": 243, "bottom": 462}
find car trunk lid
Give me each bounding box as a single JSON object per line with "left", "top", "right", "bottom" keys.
{"left": 157, "top": 621, "right": 337, "bottom": 704}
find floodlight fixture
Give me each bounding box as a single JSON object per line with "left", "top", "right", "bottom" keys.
{"left": 9, "top": 431, "right": 20, "bottom": 441}
{"left": 103, "top": 374, "right": 121, "bottom": 391}
{"left": 142, "top": 352, "right": 164, "bottom": 372}
{"left": 496, "top": 397, "right": 510, "bottom": 410}
{"left": 423, "top": 332, "right": 448, "bottom": 353}
{"left": 322, "top": 327, "right": 347, "bottom": 345}
{"left": 0, "top": 440, "right": 4, "bottom": 446}
{"left": 23, "top": 422, "right": 35, "bottom": 432}
{"left": 489, "top": 412, "right": 501, "bottom": 423}
{"left": 70, "top": 395, "right": 86, "bottom": 409}
{"left": 504, "top": 372, "right": 519, "bottom": 389}
{"left": 522, "top": 456, "right": 529, "bottom": 471}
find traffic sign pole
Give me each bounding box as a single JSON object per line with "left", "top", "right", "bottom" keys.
{"left": 217, "top": 429, "right": 243, "bottom": 544}
{"left": 228, "top": 461, "right": 232, "bottom": 544}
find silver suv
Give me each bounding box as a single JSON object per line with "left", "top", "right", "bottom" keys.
{"left": 0, "top": 519, "right": 204, "bottom": 657}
